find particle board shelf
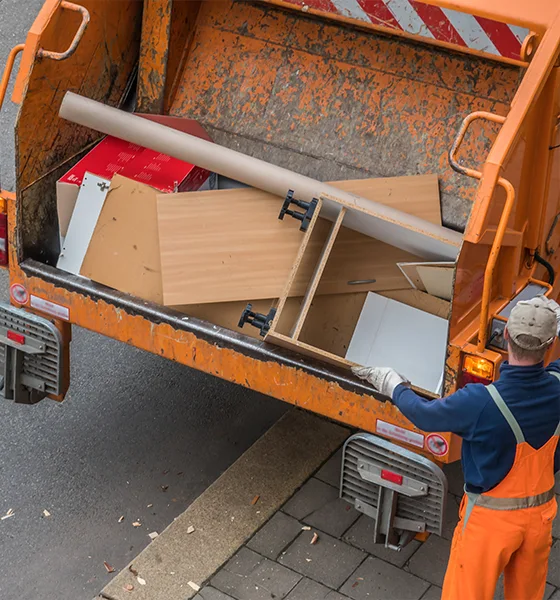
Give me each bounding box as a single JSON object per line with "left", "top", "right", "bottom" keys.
{"left": 156, "top": 174, "right": 443, "bottom": 306}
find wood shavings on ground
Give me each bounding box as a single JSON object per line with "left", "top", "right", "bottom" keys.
{"left": 103, "top": 561, "right": 115, "bottom": 573}
{"left": 118, "top": 516, "right": 124, "bottom": 523}
{"left": 1, "top": 509, "right": 14, "bottom": 521}
{"left": 310, "top": 532, "right": 319, "bottom": 545}
{"left": 188, "top": 582, "right": 201, "bottom": 592}
{"left": 42, "top": 509, "right": 51, "bottom": 518}
{"left": 123, "top": 584, "right": 134, "bottom": 592}
{"left": 132, "top": 521, "right": 141, "bottom": 527}
{"left": 301, "top": 526, "right": 311, "bottom": 531}
{"left": 148, "top": 531, "right": 158, "bottom": 540}
{"left": 187, "top": 525, "right": 195, "bottom": 534}
{"left": 251, "top": 495, "right": 260, "bottom": 506}
{"left": 137, "top": 576, "right": 146, "bottom": 586}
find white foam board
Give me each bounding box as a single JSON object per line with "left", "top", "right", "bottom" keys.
{"left": 57, "top": 173, "right": 110, "bottom": 275}
{"left": 346, "top": 292, "right": 449, "bottom": 395}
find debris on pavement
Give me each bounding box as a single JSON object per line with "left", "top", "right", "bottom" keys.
{"left": 132, "top": 521, "right": 141, "bottom": 527}
{"left": 187, "top": 525, "right": 195, "bottom": 534}
{"left": 310, "top": 532, "right": 319, "bottom": 545}
{"left": 1, "top": 509, "right": 14, "bottom": 521}
{"left": 42, "top": 509, "right": 51, "bottom": 518}
{"left": 251, "top": 495, "right": 260, "bottom": 506}
{"left": 137, "top": 576, "right": 146, "bottom": 586}
{"left": 118, "top": 516, "right": 124, "bottom": 523}
{"left": 302, "top": 526, "right": 311, "bottom": 531}
{"left": 147, "top": 504, "right": 153, "bottom": 508}
{"left": 161, "top": 485, "right": 169, "bottom": 492}
{"left": 103, "top": 561, "right": 115, "bottom": 573}
{"left": 148, "top": 531, "right": 159, "bottom": 540}
{"left": 124, "top": 584, "right": 134, "bottom": 592}
{"left": 188, "top": 581, "right": 201, "bottom": 592}
{"left": 129, "top": 565, "right": 139, "bottom": 577}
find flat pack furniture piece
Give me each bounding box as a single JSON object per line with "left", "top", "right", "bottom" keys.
{"left": 59, "top": 92, "right": 463, "bottom": 261}
{"left": 261, "top": 199, "right": 453, "bottom": 397}
{"left": 57, "top": 173, "right": 110, "bottom": 275}
{"left": 81, "top": 173, "right": 439, "bottom": 305}
{"left": 156, "top": 174, "right": 441, "bottom": 306}
{"left": 345, "top": 292, "right": 449, "bottom": 395}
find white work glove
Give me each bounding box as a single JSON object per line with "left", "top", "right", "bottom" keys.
{"left": 527, "top": 295, "right": 560, "bottom": 334}
{"left": 352, "top": 366, "right": 409, "bottom": 399}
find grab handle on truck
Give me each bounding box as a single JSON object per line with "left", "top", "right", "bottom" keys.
{"left": 449, "top": 111, "right": 516, "bottom": 352}
{"left": 37, "top": 1, "right": 90, "bottom": 62}
{"left": 0, "top": 45, "right": 25, "bottom": 113}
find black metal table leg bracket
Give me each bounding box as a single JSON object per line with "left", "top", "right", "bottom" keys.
{"left": 278, "top": 190, "right": 318, "bottom": 232}
{"left": 238, "top": 304, "right": 277, "bottom": 337}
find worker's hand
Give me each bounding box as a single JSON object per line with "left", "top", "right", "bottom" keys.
{"left": 352, "top": 366, "right": 409, "bottom": 398}
{"left": 526, "top": 295, "right": 560, "bottom": 334}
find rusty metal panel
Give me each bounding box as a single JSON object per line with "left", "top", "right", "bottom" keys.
{"left": 169, "top": 1, "right": 518, "bottom": 232}
{"left": 137, "top": 0, "right": 173, "bottom": 114}
{"left": 16, "top": 1, "right": 142, "bottom": 189}
{"left": 15, "top": 0, "right": 142, "bottom": 261}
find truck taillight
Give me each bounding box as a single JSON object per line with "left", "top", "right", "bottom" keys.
{"left": 460, "top": 354, "right": 494, "bottom": 387}
{"left": 0, "top": 212, "right": 8, "bottom": 266}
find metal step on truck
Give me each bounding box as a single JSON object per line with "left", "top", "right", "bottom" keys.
{"left": 0, "top": 0, "right": 559, "bottom": 549}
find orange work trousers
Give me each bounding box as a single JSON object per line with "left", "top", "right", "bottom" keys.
{"left": 442, "top": 495, "right": 557, "bottom": 600}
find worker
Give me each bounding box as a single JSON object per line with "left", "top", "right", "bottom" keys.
{"left": 353, "top": 296, "right": 560, "bottom": 600}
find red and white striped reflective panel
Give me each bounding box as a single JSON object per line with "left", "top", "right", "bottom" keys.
{"left": 282, "top": 0, "right": 529, "bottom": 60}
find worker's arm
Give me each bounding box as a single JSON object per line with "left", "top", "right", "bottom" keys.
{"left": 352, "top": 366, "right": 485, "bottom": 438}
{"left": 392, "top": 384, "right": 484, "bottom": 437}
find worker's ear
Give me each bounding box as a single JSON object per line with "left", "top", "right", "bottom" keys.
{"left": 504, "top": 327, "right": 510, "bottom": 342}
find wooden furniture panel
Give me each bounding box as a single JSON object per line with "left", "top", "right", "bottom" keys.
{"left": 157, "top": 175, "right": 441, "bottom": 305}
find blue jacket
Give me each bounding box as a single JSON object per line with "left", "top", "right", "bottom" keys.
{"left": 393, "top": 361, "right": 560, "bottom": 493}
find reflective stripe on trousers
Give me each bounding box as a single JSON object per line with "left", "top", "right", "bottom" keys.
{"left": 442, "top": 374, "right": 560, "bottom": 600}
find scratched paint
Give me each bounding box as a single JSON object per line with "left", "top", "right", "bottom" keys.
{"left": 170, "top": 1, "right": 518, "bottom": 231}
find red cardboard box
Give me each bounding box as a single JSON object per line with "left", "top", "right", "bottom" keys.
{"left": 57, "top": 114, "right": 213, "bottom": 236}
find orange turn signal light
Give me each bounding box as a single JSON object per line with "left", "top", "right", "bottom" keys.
{"left": 463, "top": 355, "right": 494, "bottom": 380}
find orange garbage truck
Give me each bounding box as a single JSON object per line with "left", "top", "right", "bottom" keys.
{"left": 0, "top": 0, "right": 559, "bottom": 548}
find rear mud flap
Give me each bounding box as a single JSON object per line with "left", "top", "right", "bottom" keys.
{"left": 341, "top": 432, "right": 447, "bottom": 550}
{"left": 0, "top": 302, "right": 64, "bottom": 404}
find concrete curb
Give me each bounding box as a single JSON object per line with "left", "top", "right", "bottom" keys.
{"left": 100, "top": 409, "right": 349, "bottom": 600}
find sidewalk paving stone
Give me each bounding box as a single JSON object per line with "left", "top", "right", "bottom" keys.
{"left": 553, "top": 496, "right": 560, "bottom": 539}
{"left": 247, "top": 512, "right": 303, "bottom": 559}
{"left": 285, "top": 577, "right": 349, "bottom": 599}
{"left": 442, "top": 462, "right": 464, "bottom": 498}
{"left": 407, "top": 535, "right": 451, "bottom": 587}
{"left": 303, "top": 498, "right": 361, "bottom": 538}
{"left": 340, "top": 556, "right": 430, "bottom": 600}
{"left": 315, "top": 449, "right": 343, "bottom": 488}
{"left": 344, "top": 515, "right": 421, "bottom": 568}
{"left": 194, "top": 588, "right": 236, "bottom": 600}
{"left": 278, "top": 529, "right": 366, "bottom": 589}
{"left": 547, "top": 540, "right": 560, "bottom": 588}
{"left": 420, "top": 586, "right": 442, "bottom": 600}
{"left": 211, "top": 554, "right": 301, "bottom": 600}
{"left": 223, "top": 548, "right": 264, "bottom": 577}
{"left": 283, "top": 478, "right": 339, "bottom": 521}
{"left": 441, "top": 493, "right": 461, "bottom": 541}
{"left": 550, "top": 590, "right": 560, "bottom": 600}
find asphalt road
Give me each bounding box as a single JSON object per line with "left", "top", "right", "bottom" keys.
{"left": 0, "top": 3, "right": 287, "bottom": 599}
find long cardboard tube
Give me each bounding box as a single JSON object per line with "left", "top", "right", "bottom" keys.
{"left": 59, "top": 92, "right": 462, "bottom": 260}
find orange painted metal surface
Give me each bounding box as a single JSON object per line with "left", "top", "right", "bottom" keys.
{"left": 263, "top": 0, "right": 529, "bottom": 67}
{"left": 137, "top": 0, "right": 173, "bottom": 114}
{"left": 1, "top": 0, "right": 560, "bottom": 466}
